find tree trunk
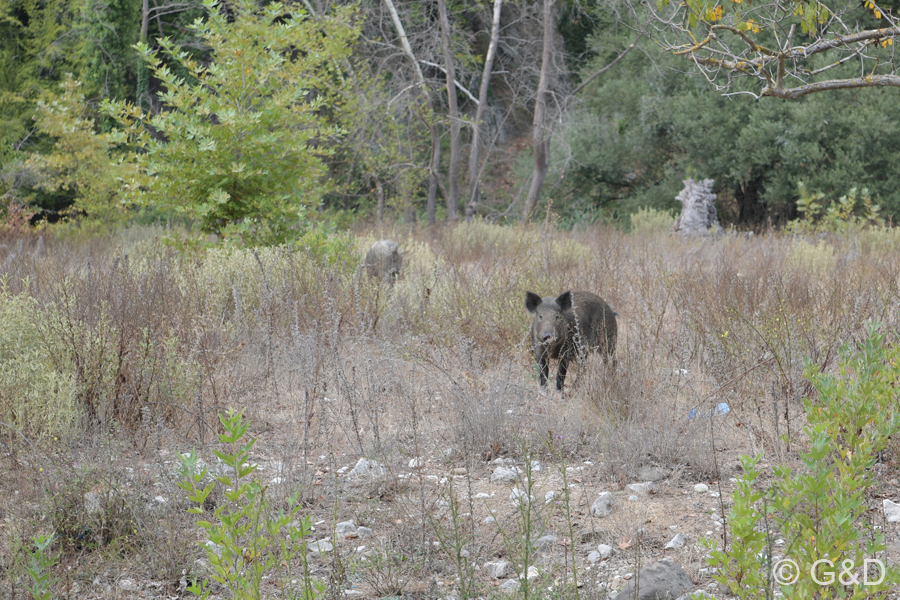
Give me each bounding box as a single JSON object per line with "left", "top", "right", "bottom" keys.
{"left": 522, "top": 0, "right": 554, "bottom": 221}
{"left": 427, "top": 130, "right": 440, "bottom": 226}
{"left": 383, "top": 0, "right": 441, "bottom": 226}
{"left": 438, "top": 0, "right": 460, "bottom": 222}
{"left": 138, "top": 0, "right": 151, "bottom": 111}
{"left": 375, "top": 177, "right": 385, "bottom": 225}
{"left": 465, "top": 0, "right": 503, "bottom": 221}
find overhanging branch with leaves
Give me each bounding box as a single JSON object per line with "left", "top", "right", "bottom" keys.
{"left": 635, "top": 0, "right": 900, "bottom": 98}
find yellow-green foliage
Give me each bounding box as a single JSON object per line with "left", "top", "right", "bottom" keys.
{"left": 857, "top": 225, "right": 900, "bottom": 252}
{"left": 0, "top": 281, "right": 80, "bottom": 439}
{"left": 629, "top": 207, "right": 676, "bottom": 236}
{"left": 447, "top": 220, "right": 590, "bottom": 267}
{"left": 788, "top": 238, "right": 836, "bottom": 279}
{"left": 24, "top": 76, "right": 136, "bottom": 224}
{"left": 787, "top": 183, "right": 883, "bottom": 234}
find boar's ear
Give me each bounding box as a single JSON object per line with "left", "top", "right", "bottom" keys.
{"left": 525, "top": 292, "right": 543, "bottom": 313}
{"left": 556, "top": 291, "right": 573, "bottom": 311}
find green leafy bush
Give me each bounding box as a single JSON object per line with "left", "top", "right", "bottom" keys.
{"left": 25, "top": 75, "right": 137, "bottom": 224}
{"left": 179, "top": 409, "right": 323, "bottom": 599}
{"left": 102, "top": 0, "right": 360, "bottom": 245}
{"left": 703, "top": 322, "right": 900, "bottom": 598}
{"left": 786, "top": 183, "right": 883, "bottom": 234}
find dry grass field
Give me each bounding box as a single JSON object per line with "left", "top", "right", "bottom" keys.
{"left": 2, "top": 218, "right": 900, "bottom": 599}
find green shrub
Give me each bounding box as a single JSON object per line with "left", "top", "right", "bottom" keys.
{"left": 786, "top": 183, "right": 883, "bottom": 235}
{"left": 703, "top": 322, "right": 900, "bottom": 599}
{"left": 629, "top": 206, "right": 676, "bottom": 236}
{"left": 102, "top": 0, "right": 361, "bottom": 245}
{"left": 179, "top": 409, "right": 324, "bottom": 599}
{"left": 0, "top": 280, "right": 80, "bottom": 439}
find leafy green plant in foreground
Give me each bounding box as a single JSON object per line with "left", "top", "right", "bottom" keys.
{"left": 701, "top": 322, "right": 900, "bottom": 599}
{"left": 23, "top": 534, "right": 58, "bottom": 600}
{"left": 178, "top": 409, "right": 323, "bottom": 599}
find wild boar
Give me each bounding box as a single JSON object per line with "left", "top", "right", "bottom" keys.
{"left": 364, "top": 240, "right": 402, "bottom": 284}
{"left": 525, "top": 290, "right": 617, "bottom": 390}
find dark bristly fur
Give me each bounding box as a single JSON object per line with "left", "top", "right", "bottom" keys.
{"left": 525, "top": 290, "right": 617, "bottom": 390}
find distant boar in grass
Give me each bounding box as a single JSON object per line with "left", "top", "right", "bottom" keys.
{"left": 364, "top": 240, "right": 402, "bottom": 284}
{"left": 525, "top": 290, "right": 617, "bottom": 390}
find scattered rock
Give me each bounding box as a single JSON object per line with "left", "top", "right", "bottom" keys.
{"left": 587, "top": 551, "right": 603, "bottom": 563}
{"left": 309, "top": 540, "right": 333, "bottom": 553}
{"left": 637, "top": 466, "right": 671, "bottom": 482}
{"left": 510, "top": 488, "right": 533, "bottom": 507}
{"left": 544, "top": 490, "right": 558, "bottom": 504}
{"left": 356, "top": 526, "right": 373, "bottom": 538}
{"left": 204, "top": 540, "right": 222, "bottom": 557}
{"left": 348, "top": 458, "right": 385, "bottom": 479}
{"left": 884, "top": 499, "right": 900, "bottom": 523}
{"left": 626, "top": 482, "right": 654, "bottom": 495}
{"left": 451, "top": 467, "right": 467, "bottom": 475}
{"left": 485, "top": 516, "right": 496, "bottom": 524}
{"left": 436, "top": 500, "right": 450, "bottom": 509}
{"left": 530, "top": 461, "right": 542, "bottom": 472}
{"left": 534, "top": 534, "right": 558, "bottom": 549}
{"left": 491, "top": 466, "right": 519, "bottom": 483}
{"left": 591, "top": 492, "right": 615, "bottom": 517}
{"left": 484, "top": 561, "right": 510, "bottom": 578}
{"left": 628, "top": 495, "right": 639, "bottom": 502}
{"left": 615, "top": 558, "right": 693, "bottom": 600}
{"left": 499, "top": 579, "right": 520, "bottom": 593}
{"left": 336, "top": 521, "right": 357, "bottom": 536}
{"left": 475, "top": 493, "right": 491, "bottom": 499}
{"left": 665, "top": 533, "right": 685, "bottom": 549}
{"left": 693, "top": 483, "right": 709, "bottom": 493}
{"left": 409, "top": 457, "right": 422, "bottom": 468}
{"left": 596, "top": 544, "right": 613, "bottom": 559}
{"left": 519, "top": 566, "right": 539, "bottom": 580}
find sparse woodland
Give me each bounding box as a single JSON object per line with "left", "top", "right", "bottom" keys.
{"left": 3, "top": 0, "right": 900, "bottom": 597}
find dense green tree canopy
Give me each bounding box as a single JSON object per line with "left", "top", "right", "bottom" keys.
{"left": 556, "top": 0, "right": 900, "bottom": 225}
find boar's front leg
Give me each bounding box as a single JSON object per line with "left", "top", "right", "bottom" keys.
{"left": 535, "top": 346, "right": 550, "bottom": 387}
{"left": 556, "top": 354, "right": 569, "bottom": 391}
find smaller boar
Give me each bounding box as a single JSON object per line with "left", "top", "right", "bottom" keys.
{"left": 525, "top": 290, "right": 617, "bottom": 390}
{"left": 364, "top": 240, "right": 402, "bottom": 283}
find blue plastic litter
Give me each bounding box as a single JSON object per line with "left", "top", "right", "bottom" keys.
{"left": 689, "top": 402, "right": 730, "bottom": 420}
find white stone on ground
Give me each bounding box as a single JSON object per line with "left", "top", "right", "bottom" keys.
{"left": 884, "top": 499, "right": 900, "bottom": 523}
{"left": 591, "top": 492, "right": 615, "bottom": 517}
{"left": 491, "top": 466, "right": 519, "bottom": 483}
{"left": 348, "top": 458, "right": 384, "bottom": 478}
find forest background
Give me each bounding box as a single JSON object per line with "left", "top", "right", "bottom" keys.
{"left": 2, "top": 0, "right": 900, "bottom": 239}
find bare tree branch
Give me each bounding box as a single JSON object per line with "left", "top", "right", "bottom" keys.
{"left": 572, "top": 33, "right": 643, "bottom": 96}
